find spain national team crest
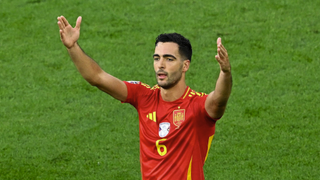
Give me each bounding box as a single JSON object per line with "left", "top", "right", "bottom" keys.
{"left": 173, "top": 109, "right": 185, "bottom": 128}
{"left": 159, "top": 122, "right": 170, "bottom": 138}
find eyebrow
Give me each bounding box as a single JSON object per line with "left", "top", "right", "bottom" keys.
{"left": 153, "top": 54, "right": 177, "bottom": 59}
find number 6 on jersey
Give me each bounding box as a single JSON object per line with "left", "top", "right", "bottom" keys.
{"left": 156, "top": 139, "right": 167, "bottom": 156}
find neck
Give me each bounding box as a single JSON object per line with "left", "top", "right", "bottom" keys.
{"left": 160, "top": 80, "right": 187, "bottom": 102}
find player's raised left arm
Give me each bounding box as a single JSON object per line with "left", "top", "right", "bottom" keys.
{"left": 205, "top": 37, "right": 232, "bottom": 119}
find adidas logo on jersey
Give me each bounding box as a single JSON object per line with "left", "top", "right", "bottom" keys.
{"left": 147, "top": 112, "right": 156, "bottom": 122}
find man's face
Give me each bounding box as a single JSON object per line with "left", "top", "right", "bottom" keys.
{"left": 153, "top": 42, "right": 186, "bottom": 89}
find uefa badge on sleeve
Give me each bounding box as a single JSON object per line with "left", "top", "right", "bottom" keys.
{"left": 127, "top": 81, "right": 140, "bottom": 84}
{"left": 159, "top": 122, "right": 170, "bottom": 138}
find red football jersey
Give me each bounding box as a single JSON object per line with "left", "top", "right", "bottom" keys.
{"left": 123, "top": 81, "right": 217, "bottom": 180}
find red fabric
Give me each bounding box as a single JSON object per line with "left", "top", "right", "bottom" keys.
{"left": 123, "top": 81, "right": 217, "bottom": 180}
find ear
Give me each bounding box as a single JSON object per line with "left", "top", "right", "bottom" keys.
{"left": 182, "top": 60, "right": 190, "bottom": 72}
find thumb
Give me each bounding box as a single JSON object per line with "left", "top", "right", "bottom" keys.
{"left": 75, "top": 16, "right": 82, "bottom": 30}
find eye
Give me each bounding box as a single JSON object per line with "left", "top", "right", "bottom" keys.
{"left": 167, "top": 58, "right": 174, "bottom": 61}
{"left": 154, "top": 57, "right": 159, "bottom": 61}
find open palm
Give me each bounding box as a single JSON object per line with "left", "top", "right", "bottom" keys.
{"left": 57, "top": 16, "right": 82, "bottom": 49}
{"left": 215, "top": 38, "right": 231, "bottom": 73}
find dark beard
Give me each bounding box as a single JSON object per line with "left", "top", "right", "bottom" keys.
{"left": 156, "top": 64, "right": 183, "bottom": 89}
{"left": 157, "top": 71, "right": 182, "bottom": 89}
{"left": 158, "top": 80, "right": 178, "bottom": 89}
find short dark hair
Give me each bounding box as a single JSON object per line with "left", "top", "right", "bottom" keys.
{"left": 155, "top": 33, "right": 192, "bottom": 62}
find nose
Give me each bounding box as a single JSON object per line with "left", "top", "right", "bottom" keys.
{"left": 158, "top": 57, "right": 165, "bottom": 69}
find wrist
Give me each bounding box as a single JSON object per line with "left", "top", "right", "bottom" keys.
{"left": 67, "top": 42, "right": 78, "bottom": 50}
{"left": 220, "top": 67, "right": 231, "bottom": 73}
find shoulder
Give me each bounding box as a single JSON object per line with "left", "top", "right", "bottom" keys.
{"left": 185, "top": 88, "right": 218, "bottom": 121}
{"left": 123, "top": 81, "right": 160, "bottom": 105}
{"left": 183, "top": 87, "right": 209, "bottom": 110}
{"left": 125, "top": 81, "right": 160, "bottom": 92}
{"left": 183, "top": 87, "right": 207, "bottom": 99}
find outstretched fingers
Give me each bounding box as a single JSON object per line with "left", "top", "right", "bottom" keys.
{"left": 218, "top": 44, "right": 227, "bottom": 58}
{"left": 57, "top": 15, "right": 82, "bottom": 49}
{"left": 216, "top": 38, "right": 228, "bottom": 60}
{"left": 215, "top": 40, "right": 229, "bottom": 72}
{"left": 57, "top": 17, "right": 64, "bottom": 29}
{"left": 217, "top": 37, "right": 221, "bottom": 46}
{"left": 215, "top": 37, "right": 231, "bottom": 72}
{"left": 61, "top": 16, "right": 70, "bottom": 28}
{"left": 58, "top": 16, "right": 69, "bottom": 34}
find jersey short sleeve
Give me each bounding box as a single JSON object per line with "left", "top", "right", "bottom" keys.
{"left": 195, "top": 94, "right": 221, "bottom": 122}
{"left": 122, "top": 81, "right": 154, "bottom": 108}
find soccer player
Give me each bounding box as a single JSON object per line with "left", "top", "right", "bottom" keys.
{"left": 57, "top": 16, "right": 232, "bottom": 180}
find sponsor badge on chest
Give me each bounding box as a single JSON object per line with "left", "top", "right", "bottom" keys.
{"left": 159, "top": 122, "right": 170, "bottom": 138}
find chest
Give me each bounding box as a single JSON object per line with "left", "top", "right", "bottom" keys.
{"left": 138, "top": 100, "right": 196, "bottom": 138}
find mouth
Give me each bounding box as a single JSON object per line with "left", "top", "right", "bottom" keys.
{"left": 157, "top": 71, "right": 168, "bottom": 80}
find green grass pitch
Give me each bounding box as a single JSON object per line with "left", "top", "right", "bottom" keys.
{"left": 0, "top": 0, "right": 319, "bottom": 179}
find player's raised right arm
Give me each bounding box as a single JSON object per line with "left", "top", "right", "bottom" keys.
{"left": 57, "top": 16, "right": 127, "bottom": 101}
